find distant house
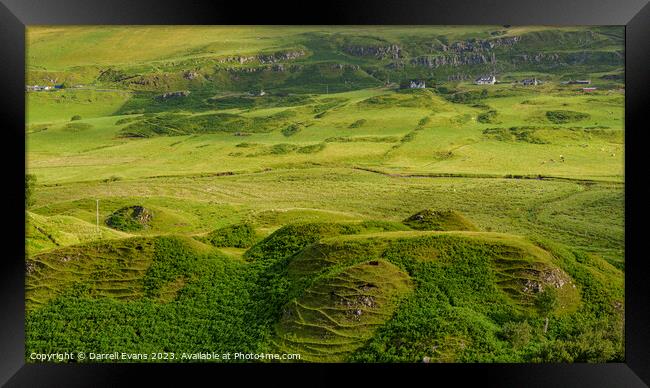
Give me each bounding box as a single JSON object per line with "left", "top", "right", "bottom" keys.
{"left": 564, "top": 79, "right": 591, "bottom": 85}
{"left": 409, "top": 80, "right": 426, "bottom": 89}
{"left": 26, "top": 85, "right": 53, "bottom": 91}
{"left": 475, "top": 75, "right": 496, "bottom": 85}
{"left": 582, "top": 87, "right": 597, "bottom": 92}
{"left": 521, "top": 78, "right": 540, "bottom": 86}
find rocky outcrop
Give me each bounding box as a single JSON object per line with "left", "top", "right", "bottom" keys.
{"left": 344, "top": 44, "right": 402, "bottom": 59}
{"left": 216, "top": 49, "right": 306, "bottom": 65}
{"left": 410, "top": 52, "right": 497, "bottom": 68}
{"left": 183, "top": 71, "right": 199, "bottom": 80}
{"left": 443, "top": 36, "right": 520, "bottom": 53}
{"left": 331, "top": 63, "right": 360, "bottom": 71}
{"left": 157, "top": 90, "right": 190, "bottom": 99}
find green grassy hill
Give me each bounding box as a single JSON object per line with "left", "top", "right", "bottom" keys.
{"left": 25, "top": 26, "right": 624, "bottom": 363}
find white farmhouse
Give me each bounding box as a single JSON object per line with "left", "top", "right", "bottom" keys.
{"left": 475, "top": 75, "right": 496, "bottom": 85}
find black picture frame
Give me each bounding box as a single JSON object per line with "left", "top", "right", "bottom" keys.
{"left": 2, "top": 0, "right": 649, "bottom": 386}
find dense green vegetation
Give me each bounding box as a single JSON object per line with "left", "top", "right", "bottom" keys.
{"left": 205, "top": 223, "right": 258, "bottom": 248}
{"left": 25, "top": 26, "right": 624, "bottom": 363}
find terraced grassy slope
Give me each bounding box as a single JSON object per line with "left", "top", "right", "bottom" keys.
{"left": 268, "top": 229, "right": 581, "bottom": 362}
{"left": 275, "top": 259, "right": 413, "bottom": 361}
{"left": 25, "top": 26, "right": 624, "bottom": 363}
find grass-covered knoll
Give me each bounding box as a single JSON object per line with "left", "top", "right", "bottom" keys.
{"left": 265, "top": 227, "right": 583, "bottom": 362}
{"left": 205, "top": 223, "right": 258, "bottom": 248}
{"left": 274, "top": 260, "right": 413, "bottom": 362}
{"left": 402, "top": 209, "right": 478, "bottom": 231}
{"left": 24, "top": 216, "right": 621, "bottom": 362}
{"left": 26, "top": 236, "right": 272, "bottom": 359}
{"left": 244, "top": 221, "right": 409, "bottom": 262}
{"left": 26, "top": 237, "right": 156, "bottom": 309}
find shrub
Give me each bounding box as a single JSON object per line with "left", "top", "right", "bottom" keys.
{"left": 477, "top": 110, "right": 499, "bottom": 124}
{"left": 535, "top": 287, "right": 558, "bottom": 316}
{"left": 282, "top": 124, "right": 301, "bottom": 137}
{"left": 546, "top": 110, "right": 590, "bottom": 124}
{"left": 349, "top": 119, "right": 367, "bottom": 128}
{"left": 70, "top": 115, "right": 82, "bottom": 121}
{"left": 207, "top": 223, "right": 258, "bottom": 248}
{"left": 297, "top": 143, "right": 326, "bottom": 154}
{"left": 501, "top": 321, "right": 533, "bottom": 349}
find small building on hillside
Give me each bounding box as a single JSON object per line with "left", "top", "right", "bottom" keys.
{"left": 564, "top": 79, "right": 591, "bottom": 85}
{"left": 582, "top": 87, "right": 597, "bottom": 92}
{"left": 475, "top": 75, "right": 496, "bottom": 85}
{"left": 409, "top": 80, "right": 426, "bottom": 89}
{"left": 521, "top": 78, "right": 540, "bottom": 86}
{"left": 26, "top": 85, "right": 53, "bottom": 91}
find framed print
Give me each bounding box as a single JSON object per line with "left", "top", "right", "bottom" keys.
{"left": 1, "top": 0, "right": 649, "bottom": 386}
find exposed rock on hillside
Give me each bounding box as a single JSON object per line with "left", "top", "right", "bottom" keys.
{"left": 216, "top": 49, "right": 306, "bottom": 65}
{"left": 344, "top": 44, "right": 403, "bottom": 59}
{"left": 157, "top": 90, "right": 190, "bottom": 100}
{"left": 403, "top": 209, "right": 478, "bottom": 231}
{"left": 105, "top": 206, "right": 154, "bottom": 231}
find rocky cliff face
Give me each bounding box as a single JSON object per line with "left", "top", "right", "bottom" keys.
{"left": 441, "top": 36, "right": 521, "bottom": 52}
{"left": 410, "top": 52, "right": 497, "bottom": 68}
{"left": 343, "top": 44, "right": 403, "bottom": 59}
{"left": 216, "top": 50, "right": 306, "bottom": 65}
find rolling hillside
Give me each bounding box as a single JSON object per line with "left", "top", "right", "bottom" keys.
{"left": 25, "top": 26, "right": 624, "bottom": 363}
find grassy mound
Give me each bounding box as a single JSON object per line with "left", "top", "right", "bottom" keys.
{"left": 206, "top": 223, "right": 258, "bottom": 248}
{"left": 26, "top": 237, "right": 156, "bottom": 309}
{"left": 26, "top": 235, "right": 218, "bottom": 308}
{"left": 244, "top": 221, "right": 409, "bottom": 262}
{"left": 403, "top": 209, "right": 478, "bottom": 231}
{"left": 105, "top": 206, "right": 154, "bottom": 232}
{"left": 270, "top": 229, "right": 579, "bottom": 362}
{"left": 274, "top": 260, "right": 413, "bottom": 362}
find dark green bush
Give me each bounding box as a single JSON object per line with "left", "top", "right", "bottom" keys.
{"left": 207, "top": 223, "right": 258, "bottom": 248}
{"left": 546, "top": 110, "right": 590, "bottom": 124}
